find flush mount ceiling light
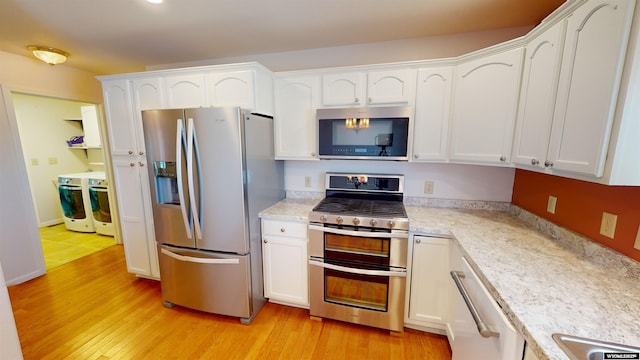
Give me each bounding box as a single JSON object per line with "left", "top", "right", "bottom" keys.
{"left": 146, "top": 0, "right": 163, "bottom": 3}
{"left": 27, "top": 45, "right": 69, "bottom": 66}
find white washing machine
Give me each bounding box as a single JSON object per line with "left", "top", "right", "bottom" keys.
{"left": 87, "top": 172, "right": 114, "bottom": 236}
{"left": 57, "top": 172, "right": 96, "bottom": 233}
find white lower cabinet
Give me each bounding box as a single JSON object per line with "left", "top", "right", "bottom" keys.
{"left": 261, "top": 219, "right": 309, "bottom": 308}
{"left": 405, "top": 234, "right": 451, "bottom": 332}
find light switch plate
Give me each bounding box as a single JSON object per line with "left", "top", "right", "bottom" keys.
{"left": 634, "top": 224, "right": 640, "bottom": 251}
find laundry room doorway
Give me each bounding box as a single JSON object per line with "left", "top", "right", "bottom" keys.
{"left": 11, "top": 92, "right": 117, "bottom": 270}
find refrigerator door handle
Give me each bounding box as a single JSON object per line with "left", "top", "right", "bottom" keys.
{"left": 161, "top": 248, "right": 240, "bottom": 265}
{"left": 176, "top": 119, "right": 192, "bottom": 239}
{"left": 186, "top": 117, "right": 203, "bottom": 240}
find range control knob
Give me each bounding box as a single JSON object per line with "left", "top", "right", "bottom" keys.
{"left": 319, "top": 215, "right": 328, "bottom": 222}
{"left": 387, "top": 220, "right": 396, "bottom": 228}
{"left": 352, "top": 217, "right": 360, "bottom": 226}
{"left": 336, "top": 216, "right": 344, "bottom": 224}
{"left": 369, "top": 219, "right": 378, "bottom": 227}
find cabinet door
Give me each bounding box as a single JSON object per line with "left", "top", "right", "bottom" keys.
{"left": 512, "top": 21, "right": 566, "bottom": 169}
{"left": 548, "top": 0, "right": 634, "bottom": 176}
{"left": 262, "top": 235, "right": 308, "bottom": 307}
{"left": 102, "top": 79, "right": 139, "bottom": 156}
{"left": 367, "top": 69, "right": 415, "bottom": 104}
{"left": 274, "top": 75, "right": 321, "bottom": 160}
{"left": 81, "top": 105, "right": 101, "bottom": 148}
{"left": 132, "top": 77, "right": 165, "bottom": 111}
{"left": 321, "top": 72, "right": 366, "bottom": 106}
{"left": 450, "top": 48, "right": 524, "bottom": 165}
{"left": 411, "top": 66, "right": 453, "bottom": 161}
{"left": 408, "top": 235, "right": 450, "bottom": 327}
{"left": 207, "top": 71, "right": 255, "bottom": 110}
{"left": 111, "top": 157, "right": 152, "bottom": 277}
{"left": 164, "top": 74, "right": 207, "bottom": 108}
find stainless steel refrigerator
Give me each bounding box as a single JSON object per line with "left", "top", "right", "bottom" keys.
{"left": 141, "top": 107, "right": 284, "bottom": 324}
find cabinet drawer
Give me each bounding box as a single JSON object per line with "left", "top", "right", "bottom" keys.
{"left": 262, "top": 220, "right": 307, "bottom": 238}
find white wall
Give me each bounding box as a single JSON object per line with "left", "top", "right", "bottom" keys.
{"left": 148, "top": 26, "right": 533, "bottom": 72}
{"left": 285, "top": 161, "right": 514, "bottom": 202}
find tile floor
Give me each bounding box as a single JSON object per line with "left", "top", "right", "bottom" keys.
{"left": 39, "top": 224, "right": 116, "bottom": 270}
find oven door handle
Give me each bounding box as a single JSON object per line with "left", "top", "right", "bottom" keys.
{"left": 309, "top": 258, "right": 406, "bottom": 277}
{"left": 308, "top": 224, "right": 408, "bottom": 239}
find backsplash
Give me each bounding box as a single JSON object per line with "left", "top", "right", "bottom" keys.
{"left": 512, "top": 169, "right": 640, "bottom": 262}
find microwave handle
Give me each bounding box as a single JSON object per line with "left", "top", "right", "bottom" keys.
{"left": 308, "top": 224, "right": 408, "bottom": 239}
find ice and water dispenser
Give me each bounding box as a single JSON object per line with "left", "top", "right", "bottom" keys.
{"left": 153, "top": 161, "right": 180, "bottom": 205}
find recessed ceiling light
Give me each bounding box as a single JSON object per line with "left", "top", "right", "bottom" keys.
{"left": 146, "top": 0, "right": 163, "bottom": 3}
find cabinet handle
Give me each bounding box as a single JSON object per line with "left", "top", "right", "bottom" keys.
{"left": 415, "top": 238, "right": 421, "bottom": 244}
{"left": 128, "top": 150, "right": 134, "bottom": 155}
{"left": 263, "top": 239, "right": 268, "bottom": 244}
{"left": 414, "top": 154, "right": 419, "bottom": 159}
{"left": 129, "top": 162, "right": 135, "bottom": 167}
{"left": 544, "top": 160, "right": 554, "bottom": 167}
{"left": 280, "top": 228, "right": 286, "bottom": 233}
{"left": 499, "top": 156, "right": 507, "bottom": 162}
{"left": 450, "top": 271, "right": 500, "bottom": 338}
{"left": 139, "top": 151, "right": 144, "bottom": 156}
{"left": 531, "top": 158, "right": 539, "bottom": 166}
{"left": 139, "top": 162, "right": 144, "bottom": 167}
{"left": 368, "top": 97, "right": 372, "bottom": 103}
{"left": 310, "top": 152, "right": 317, "bottom": 157}
{"left": 354, "top": 97, "right": 359, "bottom": 103}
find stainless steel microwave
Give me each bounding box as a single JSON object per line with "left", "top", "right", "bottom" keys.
{"left": 316, "top": 106, "right": 412, "bottom": 160}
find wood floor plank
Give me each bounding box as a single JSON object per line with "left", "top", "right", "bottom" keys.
{"left": 8, "top": 245, "right": 451, "bottom": 359}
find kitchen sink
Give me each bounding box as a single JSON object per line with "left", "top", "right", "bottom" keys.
{"left": 552, "top": 333, "right": 640, "bottom": 360}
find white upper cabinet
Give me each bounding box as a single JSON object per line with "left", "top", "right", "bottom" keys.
{"left": 164, "top": 73, "right": 207, "bottom": 108}
{"left": 411, "top": 66, "right": 454, "bottom": 161}
{"left": 207, "top": 71, "right": 255, "bottom": 110}
{"left": 132, "top": 77, "right": 165, "bottom": 111}
{"left": 274, "top": 75, "right": 321, "bottom": 160}
{"left": 512, "top": 20, "right": 567, "bottom": 169}
{"left": 80, "top": 105, "right": 102, "bottom": 148}
{"left": 547, "top": 0, "right": 635, "bottom": 177}
{"left": 102, "top": 79, "right": 139, "bottom": 157}
{"left": 206, "top": 68, "right": 274, "bottom": 115}
{"left": 321, "top": 69, "right": 415, "bottom": 106}
{"left": 449, "top": 47, "right": 524, "bottom": 165}
{"left": 322, "top": 72, "right": 366, "bottom": 106}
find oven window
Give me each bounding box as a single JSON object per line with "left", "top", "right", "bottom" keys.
{"left": 325, "top": 233, "right": 389, "bottom": 258}
{"left": 325, "top": 269, "right": 389, "bottom": 311}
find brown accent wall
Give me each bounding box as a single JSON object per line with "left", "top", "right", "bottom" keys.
{"left": 512, "top": 169, "right": 640, "bottom": 262}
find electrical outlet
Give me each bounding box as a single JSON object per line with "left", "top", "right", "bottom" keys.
{"left": 48, "top": 157, "right": 58, "bottom": 165}
{"left": 424, "top": 181, "right": 434, "bottom": 195}
{"left": 634, "top": 224, "right": 640, "bottom": 251}
{"left": 547, "top": 195, "right": 557, "bottom": 214}
{"left": 30, "top": 158, "right": 39, "bottom": 166}
{"left": 304, "top": 176, "right": 311, "bottom": 188}
{"left": 600, "top": 212, "right": 617, "bottom": 239}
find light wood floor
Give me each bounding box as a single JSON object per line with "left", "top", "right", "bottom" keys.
{"left": 39, "top": 224, "right": 115, "bottom": 270}
{"left": 8, "top": 245, "right": 452, "bottom": 360}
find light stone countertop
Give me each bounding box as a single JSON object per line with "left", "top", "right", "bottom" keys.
{"left": 259, "top": 198, "right": 640, "bottom": 360}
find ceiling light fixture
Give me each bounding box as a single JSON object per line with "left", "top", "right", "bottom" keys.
{"left": 27, "top": 45, "right": 69, "bottom": 66}
{"left": 146, "top": 0, "right": 163, "bottom": 3}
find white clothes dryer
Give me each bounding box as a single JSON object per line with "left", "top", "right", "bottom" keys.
{"left": 87, "top": 172, "right": 114, "bottom": 236}
{"left": 57, "top": 172, "right": 96, "bottom": 233}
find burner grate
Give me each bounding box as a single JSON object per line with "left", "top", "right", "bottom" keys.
{"left": 312, "top": 197, "right": 406, "bottom": 218}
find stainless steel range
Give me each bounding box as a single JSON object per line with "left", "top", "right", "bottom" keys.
{"left": 308, "top": 173, "right": 409, "bottom": 334}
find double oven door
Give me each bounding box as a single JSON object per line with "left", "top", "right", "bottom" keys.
{"left": 308, "top": 222, "right": 408, "bottom": 333}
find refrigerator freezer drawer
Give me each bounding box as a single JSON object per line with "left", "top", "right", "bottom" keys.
{"left": 158, "top": 245, "right": 252, "bottom": 319}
